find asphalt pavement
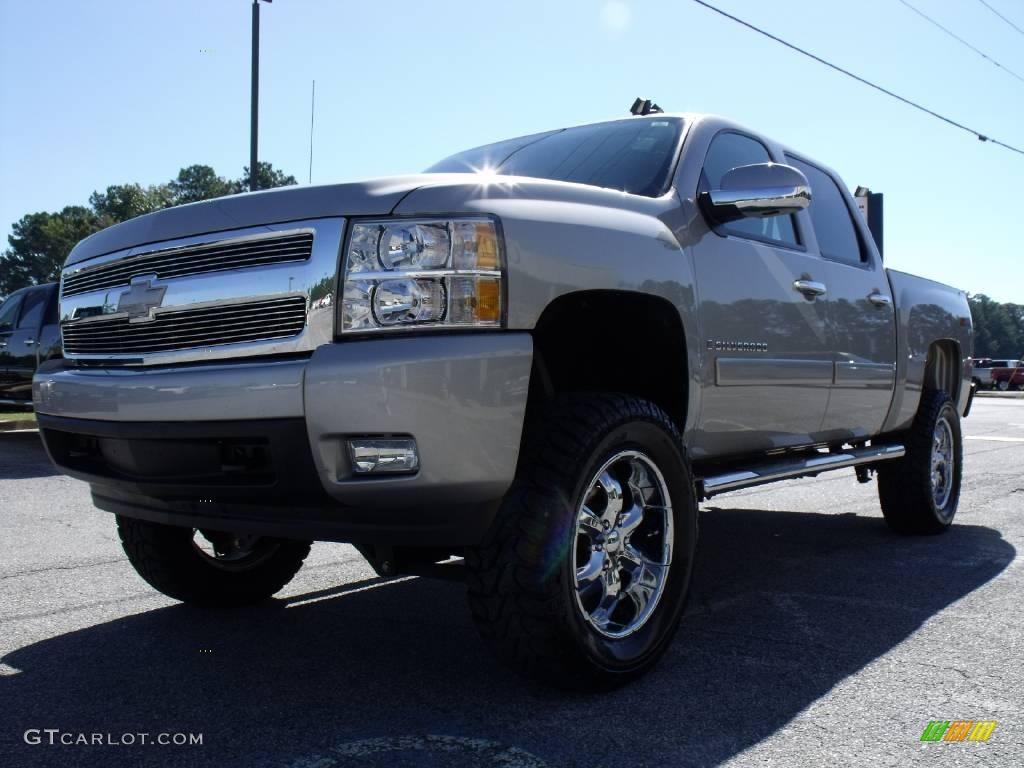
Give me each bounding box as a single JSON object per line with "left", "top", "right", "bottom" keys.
{"left": 1, "top": 399, "right": 1021, "bottom": 767}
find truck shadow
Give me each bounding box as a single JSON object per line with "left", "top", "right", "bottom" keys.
{"left": 1, "top": 509, "right": 1014, "bottom": 768}
{"left": 0, "top": 431, "right": 63, "bottom": 480}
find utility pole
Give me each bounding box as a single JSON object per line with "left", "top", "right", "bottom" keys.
{"left": 250, "top": 1, "right": 271, "bottom": 192}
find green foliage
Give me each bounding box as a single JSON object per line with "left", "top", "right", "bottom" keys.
{"left": 169, "top": 165, "right": 238, "bottom": 204}
{"left": 240, "top": 162, "right": 298, "bottom": 192}
{"left": 969, "top": 294, "right": 1024, "bottom": 359}
{"left": 1, "top": 207, "right": 100, "bottom": 294}
{"left": 1, "top": 163, "right": 297, "bottom": 296}
{"left": 90, "top": 183, "right": 173, "bottom": 225}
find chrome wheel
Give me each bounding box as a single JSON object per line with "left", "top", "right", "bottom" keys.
{"left": 931, "top": 416, "right": 955, "bottom": 510}
{"left": 193, "top": 529, "right": 281, "bottom": 571}
{"left": 572, "top": 450, "right": 673, "bottom": 639}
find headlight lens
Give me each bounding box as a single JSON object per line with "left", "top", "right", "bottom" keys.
{"left": 340, "top": 217, "right": 503, "bottom": 333}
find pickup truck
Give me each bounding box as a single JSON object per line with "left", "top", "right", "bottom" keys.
{"left": 34, "top": 110, "right": 973, "bottom": 690}
{"left": 970, "top": 357, "right": 1023, "bottom": 390}
{"left": 0, "top": 282, "right": 60, "bottom": 405}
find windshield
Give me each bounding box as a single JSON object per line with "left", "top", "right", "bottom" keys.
{"left": 426, "top": 117, "right": 684, "bottom": 198}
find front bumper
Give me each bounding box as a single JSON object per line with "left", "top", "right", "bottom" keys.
{"left": 33, "top": 334, "right": 533, "bottom": 546}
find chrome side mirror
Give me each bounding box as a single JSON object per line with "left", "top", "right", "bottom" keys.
{"left": 700, "top": 162, "right": 811, "bottom": 224}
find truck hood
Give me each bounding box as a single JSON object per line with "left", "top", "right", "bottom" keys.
{"left": 65, "top": 174, "right": 454, "bottom": 266}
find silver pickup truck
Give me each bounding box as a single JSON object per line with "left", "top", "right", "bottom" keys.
{"left": 34, "top": 111, "right": 973, "bottom": 689}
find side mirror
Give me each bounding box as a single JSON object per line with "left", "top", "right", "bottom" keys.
{"left": 699, "top": 163, "right": 811, "bottom": 224}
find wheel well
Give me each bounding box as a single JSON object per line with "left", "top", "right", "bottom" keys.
{"left": 528, "top": 291, "right": 688, "bottom": 430}
{"left": 924, "top": 340, "right": 961, "bottom": 400}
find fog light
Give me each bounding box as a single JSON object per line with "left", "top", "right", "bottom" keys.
{"left": 347, "top": 438, "right": 419, "bottom": 474}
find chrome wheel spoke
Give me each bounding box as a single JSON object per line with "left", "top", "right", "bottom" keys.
{"left": 627, "top": 458, "right": 652, "bottom": 501}
{"left": 596, "top": 471, "right": 624, "bottom": 523}
{"left": 589, "top": 571, "right": 623, "bottom": 629}
{"left": 618, "top": 503, "right": 645, "bottom": 537}
{"left": 576, "top": 549, "right": 606, "bottom": 585}
{"left": 619, "top": 544, "right": 644, "bottom": 572}
{"left": 624, "top": 563, "right": 664, "bottom": 620}
{"left": 578, "top": 505, "right": 603, "bottom": 538}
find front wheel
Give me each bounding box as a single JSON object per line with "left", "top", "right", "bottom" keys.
{"left": 117, "top": 517, "right": 311, "bottom": 607}
{"left": 466, "top": 394, "right": 697, "bottom": 690}
{"left": 877, "top": 389, "right": 962, "bottom": 535}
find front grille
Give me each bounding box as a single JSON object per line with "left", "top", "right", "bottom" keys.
{"left": 62, "top": 296, "right": 307, "bottom": 355}
{"left": 62, "top": 231, "right": 314, "bottom": 297}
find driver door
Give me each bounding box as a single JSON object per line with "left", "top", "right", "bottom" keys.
{"left": 688, "top": 132, "right": 833, "bottom": 459}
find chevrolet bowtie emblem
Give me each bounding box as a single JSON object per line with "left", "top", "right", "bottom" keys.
{"left": 117, "top": 275, "right": 167, "bottom": 322}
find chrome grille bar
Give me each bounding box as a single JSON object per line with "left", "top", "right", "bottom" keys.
{"left": 62, "top": 296, "right": 307, "bottom": 355}
{"left": 62, "top": 231, "right": 314, "bottom": 297}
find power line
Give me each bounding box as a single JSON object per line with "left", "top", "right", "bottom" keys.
{"left": 896, "top": 0, "right": 1024, "bottom": 84}
{"left": 976, "top": 0, "right": 1024, "bottom": 37}
{"left": 690, "top": 0, "right": 1024, "bottom": 157}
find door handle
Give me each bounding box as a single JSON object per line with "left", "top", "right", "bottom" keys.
{"left": 793, "top": 279, "right": 827, "bottom": 298}
{"left": 24, "top": 338, "right": 37, "bottom": 346}
{"left": 867, "top": 292, "right": 892, "bottom": 308}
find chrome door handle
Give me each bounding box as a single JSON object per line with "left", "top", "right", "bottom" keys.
{"left": 867, "top": 292, "right": 892, "bottom": 308}
{"left": 25, "top": 338, "right": 37, "bottom": 346}
{"left": 793, "top": 279, "right": 827, "bottom": 298}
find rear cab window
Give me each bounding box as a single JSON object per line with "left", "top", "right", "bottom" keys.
{"left": 786, "top": 155, "right": 866, "bottom": 266}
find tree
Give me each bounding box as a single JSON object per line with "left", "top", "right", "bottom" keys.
{"left": 1, "top": 207, "right": 101, "bottom": 295}
{"left": 169, "top": 165, "right": 236, "bottom": 205}
{"left": 239, "top": 162, "right": 298, "bottom": 192}
{"left": 90, "top": 183, "right": 173, "bottom": 226}
{"left": 969, "top": 294, "right": 1024, "bottom": 358}
{"left": 1, "top": 161, "right": 299, "bottom": 298}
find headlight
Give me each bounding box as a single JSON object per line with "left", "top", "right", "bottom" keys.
{"left": 340, "top": 217, "right": 504, "bottom": 333}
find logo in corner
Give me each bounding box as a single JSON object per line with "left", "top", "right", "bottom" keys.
{"left": 920, "top": 720, "right": 997, "bottom": 742}
{"left": 117, "top": 275, "right": 167, "bottom": 323}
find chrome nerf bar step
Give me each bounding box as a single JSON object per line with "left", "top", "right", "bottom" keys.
{"left": 698, "top": 443, "right": 906, "bottom": 499}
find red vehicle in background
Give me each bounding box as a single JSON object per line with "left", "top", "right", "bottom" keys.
{"left": 991, "top": 360, "right": 1024, "bottom": 391}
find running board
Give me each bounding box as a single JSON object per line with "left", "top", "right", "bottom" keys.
{"left": 697, "top": 444, "right": 905, "bottom": 499}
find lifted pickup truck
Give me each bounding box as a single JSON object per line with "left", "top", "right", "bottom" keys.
{"left": 35, "top": 111, "right": 972, "bottom": 689}
{"left": 0, "top": 282, "right": 60, "bottom": 405}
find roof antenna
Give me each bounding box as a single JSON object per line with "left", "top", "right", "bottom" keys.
{"left": 308, "top": 80, "right": 315, "bottom": 184}
{"left": 630, "top": 97, "right": 664, "bottom": 116}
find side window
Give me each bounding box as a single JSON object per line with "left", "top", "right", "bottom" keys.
{"left": 700, "top": 132, "right": 799, "bottom": 247}
{"left": 17, "top": 288, "right": 48, "bottom": 330}
{"left": 787, "top": 157, "right": 864, "bottom": 266}
{"left": 0, "top": 294, "right": 24, "bottom": 333}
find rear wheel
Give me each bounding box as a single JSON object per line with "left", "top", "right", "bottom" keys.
{"left": 877, "top": 389, "right": 962, "bottom": 535}
{"left": 466, "top": 394, "right": 697, "bottom": 690}
{"left": 117, "top": 517, "right": 311, "bottom": 606}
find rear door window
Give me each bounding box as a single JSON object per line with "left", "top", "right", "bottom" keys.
{"left": 787, "top": 156, "right": 864, "bottom": 266}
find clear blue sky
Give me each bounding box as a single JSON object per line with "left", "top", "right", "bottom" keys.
{"left": 1, "top": 0, "right": 1021, "bottom": 302}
